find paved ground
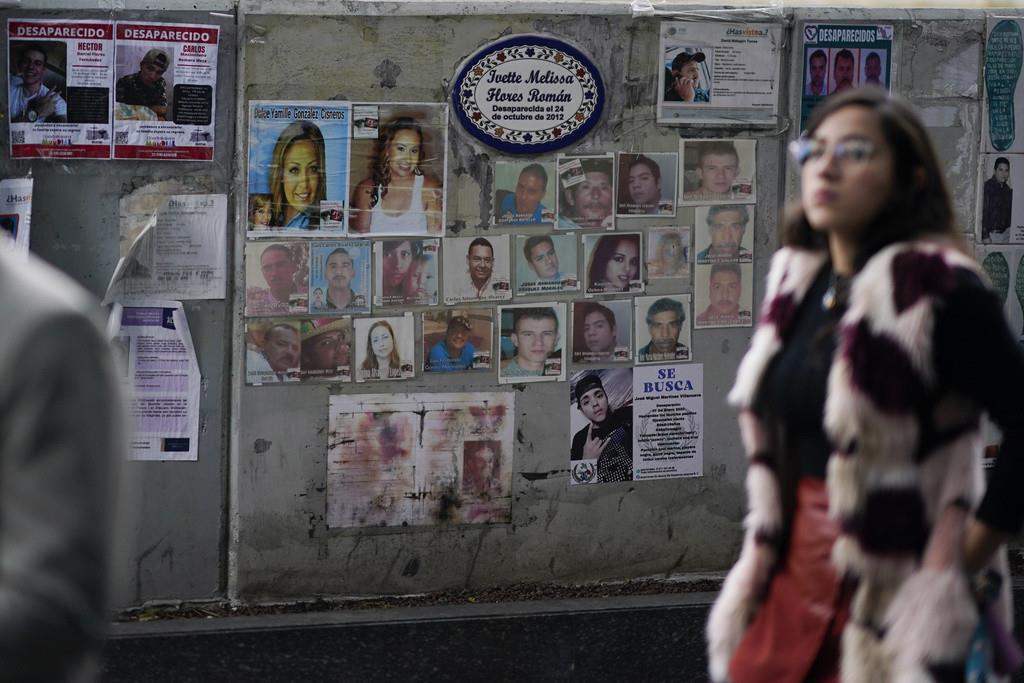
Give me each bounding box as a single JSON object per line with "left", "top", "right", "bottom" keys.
{"left": 102, "top": 593, "right": 713, "bottom": 682}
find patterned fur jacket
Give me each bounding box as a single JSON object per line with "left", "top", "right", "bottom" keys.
{"left": 706, "top": 240, "right": 1011, "bottom": 682}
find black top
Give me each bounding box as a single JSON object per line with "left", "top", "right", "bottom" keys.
{"left": 761, "top": 261, "right": 1024, "bottom": 533}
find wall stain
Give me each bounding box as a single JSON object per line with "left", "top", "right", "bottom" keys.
{"left": 374, "top": 58, "right": 402, "bottom": 89}
{"left": 402, "top": 557, "right": 420, "bottom": 577}
{"left": 253, "top": 438, "right": 272, "bottom": 454}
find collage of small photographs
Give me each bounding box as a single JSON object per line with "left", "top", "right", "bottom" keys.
{"left": 242, "top": 98, "right": 757, "bottom": 388}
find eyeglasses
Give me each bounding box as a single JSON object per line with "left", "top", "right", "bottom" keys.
{"left": 788, "top": 136, "right": 876, "bottom": 168}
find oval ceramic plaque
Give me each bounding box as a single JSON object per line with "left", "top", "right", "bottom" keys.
{"left": 452, "top": 35, "right": 605, "bottom": 154}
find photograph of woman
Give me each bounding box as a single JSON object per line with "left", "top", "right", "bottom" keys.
{"left": 349, "top": 110, "right": 445, "bottom": 236}
{"left": 708, "top": 88, "right": 1024, "bottom": 683}
{"left": 568, "top": 369, "right": 633, "bottom": 484}
{"left": 354, "top": 314, "right": 414, "bottom": 382}
{"left": 268, "top": 120, "right": 326, "bottom": 229}
{"left": 247, "top": 101, "right": 351, "bottom": 236}
{"left": 584, "top": 233, "right": 643, "bottom": 295}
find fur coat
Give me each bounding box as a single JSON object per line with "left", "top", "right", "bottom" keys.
{"left": 706, "top": 241, "right": 1011, "bottom": 682}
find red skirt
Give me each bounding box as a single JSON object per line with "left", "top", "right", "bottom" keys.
{"left": 729, "top": 477, "right": 853, "bottom": 683}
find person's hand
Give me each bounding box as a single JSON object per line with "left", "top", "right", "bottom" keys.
{"left": 583, "top": 428, "right": 608, "bottom": 460}
{"left": 676, "top": 76, "right": 697, "bottom": 102}
{"left": 29, "top": 90, "right": 60, "bottom": 120}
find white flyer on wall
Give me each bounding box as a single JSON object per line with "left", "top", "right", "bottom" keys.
{"left": 111, "top": 301, "right": 200, "bottom": 461}
{"left": 113, "top": 21, "right": 218, "bottom": 161}
{"left": 106, "top": 193, "right": 227, "bottom": 302}
{"left": 658, "top": 21, "right": 782, "bottom": 125}
{"left": 632, "top": 363, "right": 703, "bottom": 479}
{"left": 0, "top": 177, "right": 33, "bottom": 255}
{"left": 7, "top": 18, "right": 114, "bottom": 159}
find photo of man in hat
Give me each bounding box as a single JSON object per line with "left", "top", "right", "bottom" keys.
{"left": 116, "top": 48, "right": 169, "bottom": 120}
{"left": 300, "top": 318, "right": 351, "bottom": 380}
{"left": 426, "top": 314, "right": 477, "bottom": 372}
{"left": 664, "top": 49, "right": 709, "bottom": 103}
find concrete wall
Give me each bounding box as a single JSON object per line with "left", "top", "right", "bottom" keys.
{"left": 5, "top": 2, "right": 1010, "bottom": 606}
{"left": 0, "top": 6, "right": 237, "bottom": 606}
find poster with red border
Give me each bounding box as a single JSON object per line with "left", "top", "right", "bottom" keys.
{"left": 113, "top": 21, "right": 218, "bottom": 161}
{"left": 7, "top": 19, "right": 114, "bottom": 159}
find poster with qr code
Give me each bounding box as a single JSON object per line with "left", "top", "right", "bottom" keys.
{"left": 8, "top": 19, "right": 114, "bottom": 159}
{"left": 113, "top": 21, "right": 218, "bottom": 160}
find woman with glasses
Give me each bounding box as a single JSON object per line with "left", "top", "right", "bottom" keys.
{"left": 708, "top": 88, "right": 1022, "bottom": 682}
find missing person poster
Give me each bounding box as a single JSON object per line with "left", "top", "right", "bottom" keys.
{"left": 374, "top": 238, "right": 440, "bottom": 307}
{"left": 632, "top": 363, "right": 703, "bottom": 480}
{"left": 569, "top": 368, "right": 634, "bottom": 485}
{"left": 646, "top": 226, "right": 690, "bottom": 282}
{"left": 308, "top": 239, "right": 371, "bottom": 315}
{"left": 984, "top": 18, "right": 1024, "bottom": 154}
{"left": 353, "top": 314, "right": 415, "bottom": 382}
{"left": 244, "top": 317, "right": 353, "bottom": 384}
{"left": 347, "top": 103, "right": 447, "bottom": 236}
{"left": 422, "top": 309, "right": 493, "bottom": 373}
{"left": 8, "top": 19, "right": 114, "bottom": 159}
{"left": 616, "top": 152, "right": 677, "bottom": 217}
{"left": 977, "top": 153, "right": 1024, "bottom": 244}
{"left": 113, "top": 21, "right": 219, "bottom": 160}
{"left": 514, "top": 233, "right": 579, "bottom": 296}
{"left": 247, "top": 100, "right": 351, "bottom": 236}
{"left": 657, "top": 21, "right": 783, "bottom": 126}
{"left": 0, "top": 177, "right": 32, "bottom": 255}
{"left": 799, "top": 23, "right": 893, "bottom": 130}
{"left": 111, "top": 301, "right": 200, "bottom": 461}
{"left": 328, "top": 392, "right": 515, "bottom": 527}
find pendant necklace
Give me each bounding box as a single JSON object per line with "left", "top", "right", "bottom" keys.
{"left": 821, "top": 268, "right": 850, "bottom": 313}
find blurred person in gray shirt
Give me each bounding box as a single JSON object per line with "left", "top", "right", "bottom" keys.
{"left": 0, "top": 248, "right": 122, "bottom": 682}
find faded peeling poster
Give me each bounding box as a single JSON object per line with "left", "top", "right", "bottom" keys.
{"left": 327, "top": 392, "right": 515, "bottom": 528}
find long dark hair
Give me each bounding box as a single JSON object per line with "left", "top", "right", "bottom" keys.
{"left": 371, "top": 117, "right": 424, "bottom": 209}
{"left": 587, "top": 234, "right": 639, "bottom": 291}
{"left": 781, "top": 88, "right": 961, "bottom": 271}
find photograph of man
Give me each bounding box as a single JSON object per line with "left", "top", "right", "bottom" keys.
{"left": 647, "top": 227, "right": 690, "bottom": 280}
{"left": 442, "top": 235, "right": 511, "bottom": 304}
{"left": 422, "top": 309, "right": 492, "bottom": 373}
{"left": 9, "top": 41, "right": 67, "bottom": 123}
{"left": 830, "top": 48, "right": 856, "bottom": 94}
{"left": 299, "top": 317, "right": 351, "bottom": 381}
{"left": 115, "top": 48, "right": 169, "bottom": 120}
{"left": 694, "top": 262, "right": 752, "bottom": 328}
{"left": 427, "top": 315, "right": 476, "bottom": 372}
{"left": 556, "top": 155, "right": 615, "bottom": 230}
{"left": 616, "top": 153, "right": 677, "bottom": 216}
{"left": 664, "top": 49, "right": 710, "bottom": 103}
{"left": 498, "top": 303, "right": 566, "bottom": 383}
{"left": 309, "top": 241, "right": 370, "bottom": 315}
{"left": 680, "top": 139, "right": 755, "bottom": 204}
{"left": 572, "top": 300, "right": 632, "bottom": 364}
{"left": 862, "top": 50, "right": 883, "bottom": 86}
{"left": 982, "top": 156, "right": 1013, "bottom": 243}
{"left": 244, "top": 241, "right": 308, "bottom": 316}
{"left": 636, "top": 295, "right": 691, "bottom": 363}
{"left": 246, "top": 321, "right": 300, "bottom": 384}
{"left": 494, "top": 162, "right": 554, "bottom": 225}
{"left": 695, "top": 205, "right": 753, "bottom": 264}
{"left": 805, "top": 49, "right": 828, "bottom": 97}
{"left": 515, "top": 234, "right": 578, "bottom": 296}
{"left": 569, "top": 370, "right": 634, "bottom": 484}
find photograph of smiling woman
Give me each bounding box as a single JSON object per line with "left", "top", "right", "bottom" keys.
{"left": 246, "top": 101, "right": 352, "bottom": 236}
{"left": 348, "top": 104, "right": 447, "bottom": 236}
